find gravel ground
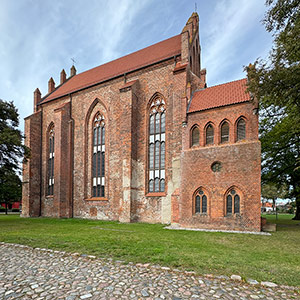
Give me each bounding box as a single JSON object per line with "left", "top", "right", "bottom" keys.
{"left": 0, "top": 242, "right": 299, "bottom": 300}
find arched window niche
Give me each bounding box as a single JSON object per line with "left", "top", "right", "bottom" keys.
{"left": 205, "top": 123, "right": 214, "bottom": 145}
{"left": 148, "top": 94, "right": 166, "bottom": 193}
{"left": 193, "top": 187, "right": 209, "bottom": 215}
{"left": 84, "top": 99, "right": 108, "bottom": 200}
{"left": 191, "top": 125, "right": 200, "bottom": 147}
{"left": 47, "top": 123, "right": 55, "bottom": 196}
{"left": 225, "top": 187, "right": 242, "bottom": 216}
{"left": 236, "top": 117, "right": 246, "bottom": 141}
{"left": 92, "top": 112, "right": 105, "bottom": 198}
{"left": 220, "top": 120, "right": 230, "bottom": 144}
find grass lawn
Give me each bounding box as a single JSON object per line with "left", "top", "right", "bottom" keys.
{"left": 0, "top": 214, "right": 299, "bottom": 287}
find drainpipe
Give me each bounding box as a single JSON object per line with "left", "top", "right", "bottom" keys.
{"left": 69, "top": 94, "right": 74, "bottom": 218}
{"left": 39, "top": 107, "right": 43, "bottom": 217}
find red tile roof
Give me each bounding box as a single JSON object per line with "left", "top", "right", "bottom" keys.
{"left": 41, "top": 35, "right": 182, "bottom": 103}
{"left": 188, "top": 78, "right": 250, "bottom": 113}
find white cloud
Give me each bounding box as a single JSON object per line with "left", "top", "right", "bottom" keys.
{"left": 0, "top": 0, "right": 272, "bottom": 132}
{"left": 201, "top": 0, "right": 272, "bottom": 86}
{"left": 0, "top": 0, "right": 150, "bottom": 130}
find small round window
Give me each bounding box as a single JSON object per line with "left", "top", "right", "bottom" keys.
{"left": 211, "top": 161, "right": 222, "bottom": 172}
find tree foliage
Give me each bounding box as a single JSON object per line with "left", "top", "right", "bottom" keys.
{"left": 0, "top": 168, "right": 22, "bottom": 214}
{"left": 0, "top": 99, "right": 29, "bottom": 171}
{"left": 246, "top": 0, "right": 300, "bottom": 219}
{"left": 0, "top": 99, "right": 29, "bottom": 212}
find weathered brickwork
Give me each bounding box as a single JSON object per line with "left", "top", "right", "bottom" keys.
{"left": 22, "top": 12, "right": 261, "bottom": 231}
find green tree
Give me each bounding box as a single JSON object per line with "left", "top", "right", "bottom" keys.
{"left": 246, "top": 0, "right": 300, "bottom": 220}
{"left": 0, "top": 168, "right": 22, "bottom": 214}
{"left": 262, "top": 182, "right": 288, "bottom": 219}
{"left": 0, "top": 99, "right": 29, "bottom": 213}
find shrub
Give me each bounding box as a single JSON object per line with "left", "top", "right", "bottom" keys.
{"left": 12, "top": 208, "right": 20, "bottom": 212}
{"left": 0, "top": 207, "right": 6, "bottom": 212}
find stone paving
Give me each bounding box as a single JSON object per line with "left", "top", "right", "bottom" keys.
{"left": 0, "top": 242, "right": 299, "bottom": 300}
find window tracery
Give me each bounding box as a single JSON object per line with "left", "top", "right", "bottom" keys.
{"left": 92, "top": 113, "right": 105, "bottom": 197}
{"left": 226, "top": 189, "right": 240, "bottom": 215}
{"left": 48, "top": 126, "right": 54, "bottom": 195}
{"left": 148, "top": 97, "right": 166, "bottom": 193}
{"left": 194, "top": 189, "right": 207, "bottom": 214}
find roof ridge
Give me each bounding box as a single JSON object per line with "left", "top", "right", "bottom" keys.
{"left": 204, "top": 78, "right": 247, "bottom": 90}
{"left": 74, "top": 34, "right": 181, "bottom": 78}
{"left": 41, "top": 34, "right": 182, "bottom": 104}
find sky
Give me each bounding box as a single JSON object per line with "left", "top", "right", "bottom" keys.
{"left": 0, "top": 0, "right": 274, "bottom": 132}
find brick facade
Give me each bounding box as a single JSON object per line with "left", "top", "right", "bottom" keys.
{"left": 22, "top": 13, "right": 261, "bottom": 231}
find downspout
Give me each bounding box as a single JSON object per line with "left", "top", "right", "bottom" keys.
{"left": 39, "top": 107, "right": 43, "bottom": 217}
{"left": 69, "top": 94, "right": 74, "bottom": 218}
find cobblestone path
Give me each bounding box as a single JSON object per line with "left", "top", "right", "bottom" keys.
{"left": 0, "top": 243, "right": 299, "bottom": 300}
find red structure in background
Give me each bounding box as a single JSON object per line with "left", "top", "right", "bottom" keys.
{"left": 0, "top": 202, "right": 21, "bottom": 210}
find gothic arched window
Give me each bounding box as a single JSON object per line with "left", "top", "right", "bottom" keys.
{"left": 148, "top": 97, "right": 166, "bottom": 193}
{"left": 206, "top": 124, "right": 214, "bottom": 145}
{"left": 226, "top": 189, "right": 240, "bottom": 215}
{"left": 191, "top": 126, "right": 199, "bottom": 147}
{"left": 92, "top": 113, "right": 105, "bottom": 197}
{"left": 237, "top": 118, "right": 246, "bottom": 141}
{"left": 221, "top": 121, "right": 229, "bottom": 143}
{"left": 194, "top": 189, "right": 208, "bottom": 214}
{"left": 48, "top": 125, "right": 54, "bottom": 195}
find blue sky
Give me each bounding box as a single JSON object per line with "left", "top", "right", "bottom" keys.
{"left": 0, "top": 0, "right": 273, "bottom": 131}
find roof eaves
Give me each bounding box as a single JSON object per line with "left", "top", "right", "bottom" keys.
{"left": 187, "top": 99, "right": 251, "bottom": 114}
{"left": 40, "top": 53, "right": 181, "bottom": 105}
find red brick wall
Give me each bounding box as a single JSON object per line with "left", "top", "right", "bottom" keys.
{"left": 21, "top": 111, "right": 42, "bottom": 217}
{"left": 67, "top": 59, "right": 186, "bottom": 223}
{"left": 26, "top": 58, "right": 187, "bottom": 222}
{"left": 178, "top": 102, "right": 261, "bottom": 231}
{"left": 22, "top": 12, "right": 261, "bottom": 231}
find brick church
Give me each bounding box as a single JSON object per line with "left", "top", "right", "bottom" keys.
{"left": 22, "top": 13, "right": 261, "bottom": 231}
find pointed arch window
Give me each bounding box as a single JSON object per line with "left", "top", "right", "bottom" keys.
{"left": 206, "top": 124, "right": 214, "bottom": 145}
{"left": 191, "top": 126, "right": 199, "bottom": 147}
{"left": 48, "top": 126, "right": 54, "bottom": 195}
{"left": 148, "top": 97, "right": 166, "bottom": 193}
{"left": 237, "top": 118, "right": 246, "bottom": 141}
{"left": 226, "top": 189, "right": 240, "bottom": 215}
{"left": 221, "top": 121, "right": 229, "bottom": 143}
{"left": 92, "top": 113, "right": 105, "bottom": 198}
{"left": 194, "top": 189, "right": 207, "bottom": 214}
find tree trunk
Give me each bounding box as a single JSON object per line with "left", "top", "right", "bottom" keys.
{"left": 272, "top": 198, "right": 277, "bottom": 220}
{"left": 5, "top": 202, "right": 8, "bottom": 215}
{"left": 292, "top": 198, "right": 300, "bottom": 220}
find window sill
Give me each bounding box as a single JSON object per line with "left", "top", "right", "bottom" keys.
{"left": 85, "top": 197, "right": 108, "bottom": 201}
{"left": 225, "top": 213, "right": 240, "bottom": 217}
{"left": 46, "top": 195, "right": 54, "bottom": 199}
{"left": 193, "top": 213, "right": 208, "bottom": 216}
{"left": 146, "top": 192, "right": 166, "bottom": 197}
